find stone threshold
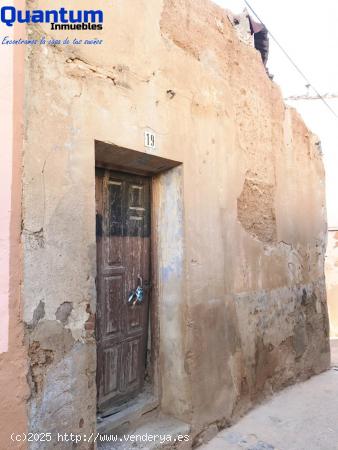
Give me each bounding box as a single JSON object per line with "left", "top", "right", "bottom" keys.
{"left": 97, "top": 389, "right": 159, "bottom": 436}
{"left": 98, "top": 414, "right": 191, "bottom": 449}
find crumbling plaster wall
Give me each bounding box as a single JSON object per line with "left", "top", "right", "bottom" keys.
{"left": 22, "top": 0, "right": 329, "bottom": 446}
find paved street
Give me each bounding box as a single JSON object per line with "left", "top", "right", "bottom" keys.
{"left": 200, "top": 340, "right": 338, "bottom": 450}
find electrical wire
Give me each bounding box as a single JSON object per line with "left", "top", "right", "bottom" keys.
{"left": 244, "top": 0, "right": 338, "bottom": 119}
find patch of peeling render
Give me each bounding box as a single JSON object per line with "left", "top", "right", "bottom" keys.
{"left": 227, "top": 11, "right": 253, "bottom": 46}
{"left": 237, "top": 177, "right": 277, "bottom": 244}
{"left": 27, "top": 321, "right": 75, "bottom": 398}
{"left": 263, "top": 237, "right": 326, "bottom": 266}
{"left": 62, "top": 303, "right": 95, "bottom": 341}
{"left": 55, "top": 302, "right": 73, "bottom": 325}
{"left": 27, "top": 300, "right": 91, "bottom": 340}
{"left": 234, "top": 280, "right": 329, "bottom": 357}
{"left": 222, "top": 279, "right": 330, "bottom": 423}
{"left": 26, "top": 301, "right": 93, "bottom": 412}
{"left": 28, "top": 341, "right": 54, "bottom": 396}
{"left": 26, "top": 315, "right": 95, "bottom": 438}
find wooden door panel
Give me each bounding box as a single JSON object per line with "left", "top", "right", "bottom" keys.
{"left": 106, "top": 180, "right": 123, "bottom": 265}
{"left": 102, "top": 346, "right": 120, "bottom": 397}
{"left": 102, "top": 275, "right": 123, "bottom": 336}
{"left": 96, "top": 169, "right": 151, "bottom": 413}
{"left": 121, "top": 338, "right": 142, "bottom": 391}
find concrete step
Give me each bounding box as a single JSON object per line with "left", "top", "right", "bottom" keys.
{"left": 97, "top": 389, "right": 159, "bottom": 436}
{"left": 97, "top": 415, "right": 191, "bottom": 449}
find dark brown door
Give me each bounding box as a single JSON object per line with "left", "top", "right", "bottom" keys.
{"left": 95, "top": 168, "right": 151, "bottom": 413}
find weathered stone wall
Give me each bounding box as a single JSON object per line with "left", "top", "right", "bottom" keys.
{"left": 20, "top": 0, "right": 330, "bottom": 447}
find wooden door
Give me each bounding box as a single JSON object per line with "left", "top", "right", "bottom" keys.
{"left": 95, "top": 168, "right": 151, "bottom": 413}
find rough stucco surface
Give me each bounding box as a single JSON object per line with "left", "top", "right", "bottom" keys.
{"left": 21, "top": 0, "right": 329, "bottom": 447}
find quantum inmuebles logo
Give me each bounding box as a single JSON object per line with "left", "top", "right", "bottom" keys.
{"left": 0, "top": 6, "right": 103, "bottom": 30}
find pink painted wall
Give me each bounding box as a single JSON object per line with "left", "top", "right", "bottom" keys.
{"left": 0, "top": 18, "right": 14, "bottom": 354}
{"left": 0, "top": 7, "right": 28, "bottom": 447}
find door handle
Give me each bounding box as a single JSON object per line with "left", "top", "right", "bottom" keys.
{"left": 127, "top": 275, "right": 144, "bottom": 306}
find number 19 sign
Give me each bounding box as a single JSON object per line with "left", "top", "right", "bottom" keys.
{"left": 144, "top": 131, "right": 156, "bottom": 150}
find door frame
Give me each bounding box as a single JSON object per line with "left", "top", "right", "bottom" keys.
{"left": 95, "top": 168, "right": 152, "bottom": 414}
{"left": 95, "top": 141, "right": 188, "bottom": 431}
